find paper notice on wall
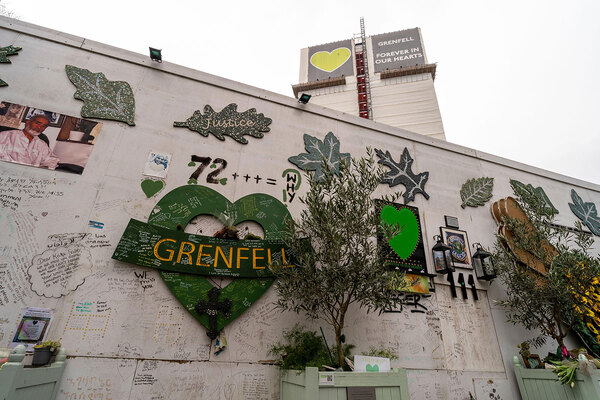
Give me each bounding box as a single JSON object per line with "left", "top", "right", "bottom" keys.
{"left": 353, "top": 355, "right": 391, "bottom": 372}
{"left": 319, "top": 372, "right": 335, "bottom": 386}
{"left": 10, "top": 307, "right": 55, "bottom": 351}
{"left": 143, "top": 151, "right": 172, "bottom": 178}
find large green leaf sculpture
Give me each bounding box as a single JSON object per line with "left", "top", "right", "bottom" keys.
{"left": 569, "top": 189, "right": 600, "bottom": 236}
{"left": 375, "top": 148, "right": 430, "bottom": 204}
{"left": 65, "top": 65, "right": 135, "bottom": 125}
{"left": 510, "top": 179, "right": 558, "bottom": 215}
{"left": 288, "top": 132, "right": 350, "bottom": 181}
{"left": 460, "top": 177, "right": 494, "bottom": 208}
{"left": 173, "top": 104, "right": 272, "bottom": 144}
{"left": 0, "top": 45, "right": 21, "bottom": 87}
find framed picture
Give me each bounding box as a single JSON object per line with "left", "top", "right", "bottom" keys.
{"left": 0, "top": 102, "right": 26, "bottom": 128}
{"left": 440, "top": 227, "right": 472, "bottom": 267}
{"left": 22, "top": 106, "right": 65, "bottom": 127}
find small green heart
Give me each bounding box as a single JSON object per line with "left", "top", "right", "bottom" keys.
{"left": 219, "top": 178, "right": 228, "bottom": 185}
{"left": 188, "top": 162, "right": 196, "bottom": 167}
{"left": 366, "top": 364, "right": 379, "bottom": 372}
{"left": 210, "top": 164, "right": 216, "bottom": 169}
{"left": 381, "top": 206, "right": 419, "bottom": 260}
{"left": 187, "top": 178, "right": 198, "bottom": 185}
{"left": 141, "top": 179, "right": 164, "bottom": 198}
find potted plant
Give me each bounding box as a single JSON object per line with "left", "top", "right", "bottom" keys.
{"left": 32, "top": 340, "right": 61, "bottom": 366}
{"left": 272, "top": 326, "right": 409, "bottom": 400}
{"left": 271, "top": 151, "right": 411, "bottom": 399}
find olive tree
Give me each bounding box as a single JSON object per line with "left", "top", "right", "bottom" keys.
{"left": 493, "top": 182, "right": 600, "bottom": 351}
{"left": 272, "top": 150, "right": 406, "bottom": 368}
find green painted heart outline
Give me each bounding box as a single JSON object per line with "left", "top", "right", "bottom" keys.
{"left": 148, "top": 185, "right": 291, "bottom": 332}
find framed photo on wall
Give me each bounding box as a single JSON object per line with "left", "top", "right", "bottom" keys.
{"left": 440, "top": 227, "right": 472, "bottom": 268}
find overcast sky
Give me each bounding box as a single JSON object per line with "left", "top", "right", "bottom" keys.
{"left": 6, "top": 0, "right": 600, "bottom": 185}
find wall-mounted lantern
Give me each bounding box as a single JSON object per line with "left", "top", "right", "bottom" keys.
{"left": 432, "top": 235, "right": 455, "bottom": 274}
{"left": 472, "top": 243, "right": 496, "bottom": 281}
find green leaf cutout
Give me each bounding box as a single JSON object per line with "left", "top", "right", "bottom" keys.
{"left": 0, "top": 45, "right": 21, "bottom": 87}
{"left": 569, "top": 189, "right": 600, "bottom": 236}
{"left": 65, "top": 65, "right": 135, "bottom": 126}
{"left": 288, "top": 132, "right": 351, "bottom": 181}
{"left": 460, "top": 177, "right": 494, "bottom": 208}
{"left": 510, "top": 179, "right": 558, "bottom": 215}
{"left": 375, "top": 148, "right": 430, "bottom": 204}
{"left": 173, "top": 103, "right": 272, "bottom": 144}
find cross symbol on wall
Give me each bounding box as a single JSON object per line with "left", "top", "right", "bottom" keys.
{"left": 194, "top": 287, "right": 232, "bottom": 340}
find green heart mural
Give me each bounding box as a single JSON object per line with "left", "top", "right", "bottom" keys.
{"left": 310, "top": 48, "right": 351, "bottom": 72}
{"left": 377, "top": 201, "right": 427, "bottom": 273}
{"left": 381, "top": 205, "right": 419, "bottom": 260}
{"left": 145, "top": 185, "right": 291, "bottom": 333}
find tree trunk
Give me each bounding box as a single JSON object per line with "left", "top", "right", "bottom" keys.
{"left": 335, "top": 308, "right": 347, "bottom": 368}
{"left": 335, "top": 324, "right": 344, "bottom": 368}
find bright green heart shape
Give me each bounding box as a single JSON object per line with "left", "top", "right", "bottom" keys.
{"left": 366, "top": 364, "right": 379, "bottom": 372}
{"left": 310, "top": 47, "right": 351, "bottom": 72}
{"left": 380, "top": 205, "right": 419, "bottom": 260}
{"left": 148, "top": 185, "right": 291, "bottom": 332}
{"left": 141, "top": 179, "right": 164, "bottom": 198}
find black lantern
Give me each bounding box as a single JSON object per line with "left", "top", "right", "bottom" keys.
{"left": 472, "top": 243, "right": 496, "bottom": 281}
{"left": 432, "top": 235, "right": 455, "bottom": 274}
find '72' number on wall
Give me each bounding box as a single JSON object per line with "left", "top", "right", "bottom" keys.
{"left": 188, "top": 156, "right": 228, "bottom": 185}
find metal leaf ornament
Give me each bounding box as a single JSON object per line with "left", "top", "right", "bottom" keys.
{"left": 0, "top": 45, "right": 22, "bottom": 87}
{"left": 374, "top": 148, "right": 430, "bottom": 204}
{"left": 510, "top": 179, "right": 558, "bottom": 215}
{"left": 65, "top": 65, "right": 135, "bottom": 125}
{"left": 569, "top": 189, "right": 600, "bottom": 236}
{"left": 288, "top": 132, "right": 350, "bottom": 181}
{"left": 173, "top": 104, "right": 272, "bottom": 144}
{"left": 460, "top": 177, "right": 494, "bottom": 208}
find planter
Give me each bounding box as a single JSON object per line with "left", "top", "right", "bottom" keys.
{"left": 32, "top": 347, "right": 53, "bottom": 366}
{"left": 0, "top": 345, "right": 67, "bottom": 400}
{"left": 513, "top": 356, "right": 600, "bottom": 400}
{"left": 280, "top": 367, "right": 409, "bottom": 400}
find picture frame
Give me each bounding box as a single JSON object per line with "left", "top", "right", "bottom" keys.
{"left": 22, "top": 106, "right": 65, "bottom": 127}
{"left": 0, "top": 102, "right": 26, "bottom": 128}
{"left": 440, "top": 227, "right": 472, "bottom": 267}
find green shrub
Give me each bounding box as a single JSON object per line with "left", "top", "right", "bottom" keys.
{"left": 269, "top": 324, "right": 354, "bottom": 370}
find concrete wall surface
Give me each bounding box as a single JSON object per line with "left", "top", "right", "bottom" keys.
{"left": 1, "top": 17, "right": 599, "bottom": 400}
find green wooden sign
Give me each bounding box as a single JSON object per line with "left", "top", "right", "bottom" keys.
{"left": 112, "top": 218, "right": 293, "bottom": 278}
{"left": 113, "top": 185, "right": 292, "bottom": 335}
